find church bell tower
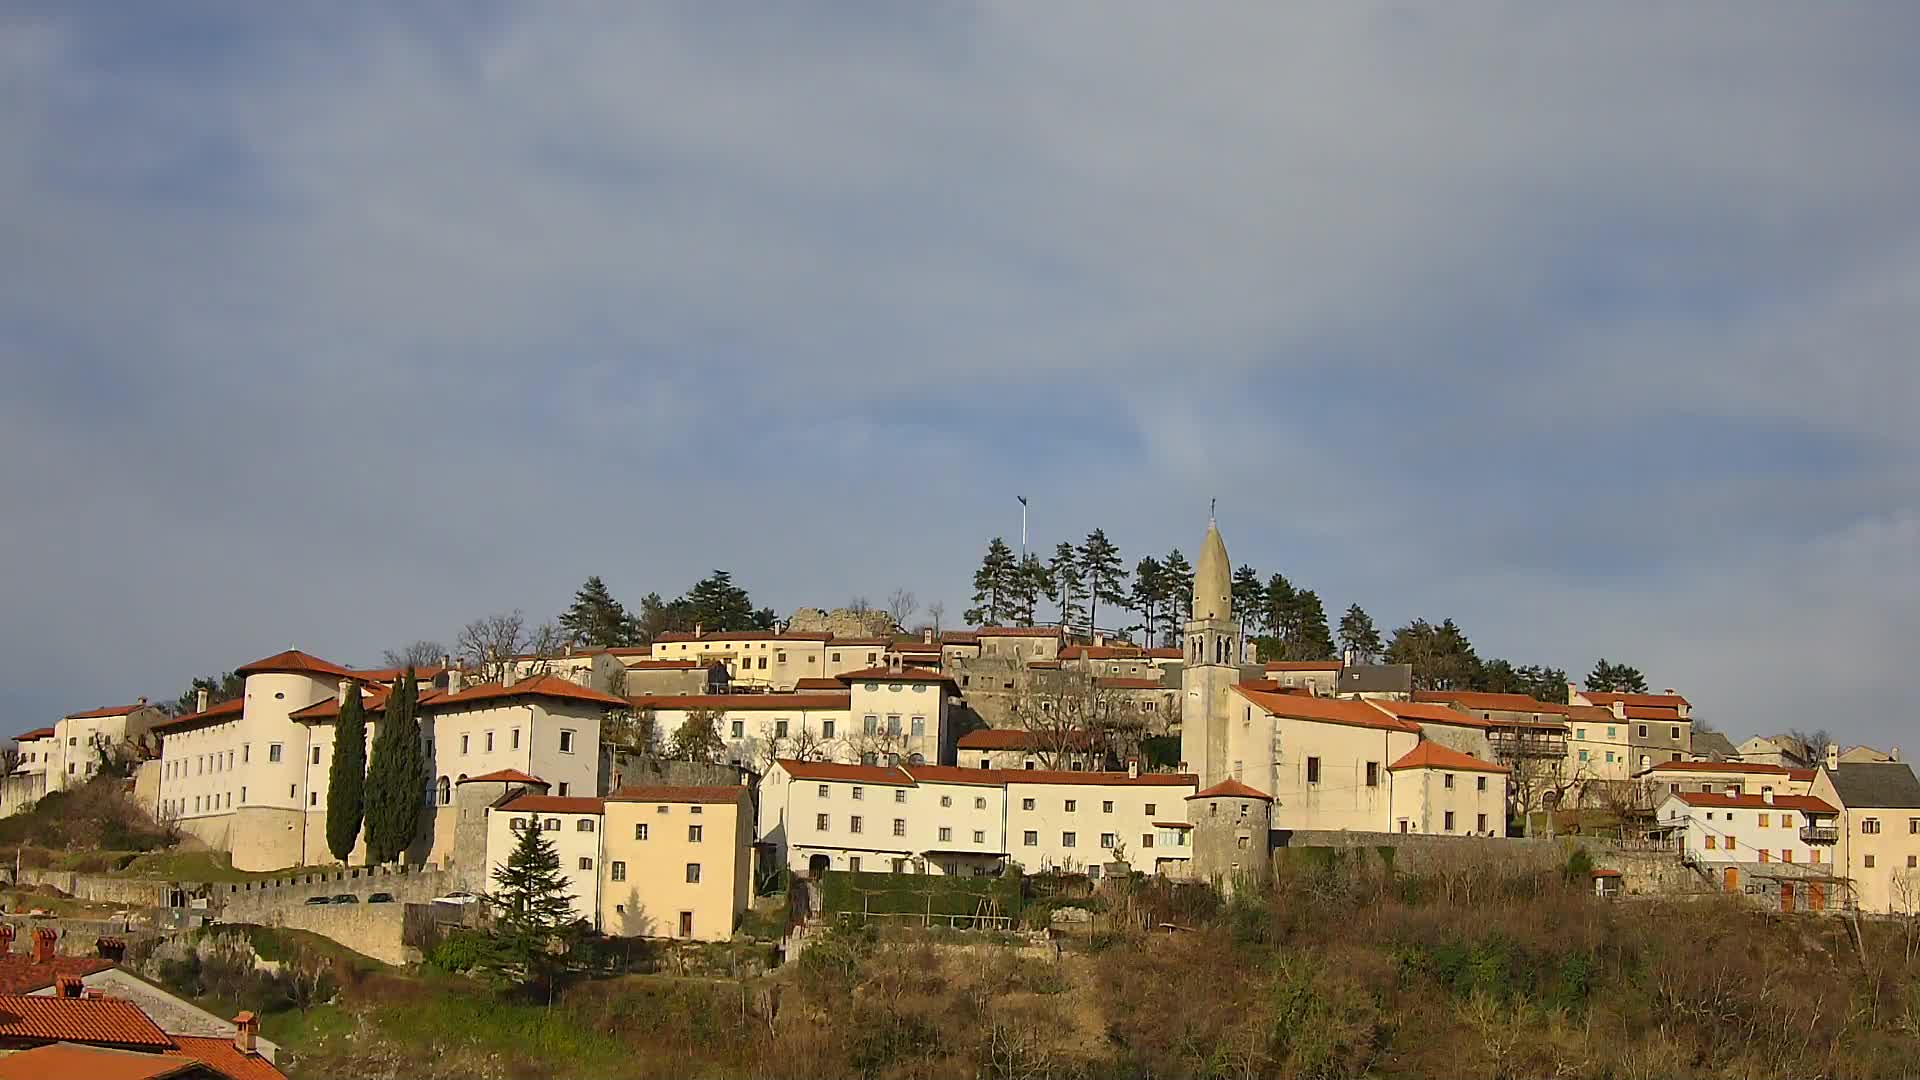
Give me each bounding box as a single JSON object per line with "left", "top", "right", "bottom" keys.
{"left": 1180, "top": 513, "right": 1242, "bottom": 787}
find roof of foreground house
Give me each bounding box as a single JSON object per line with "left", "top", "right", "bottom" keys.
{"left": 1689, "top": 731, "right": 1739, "bottom": 759}
{"left": 1642, "top": 760, "right": 1795, "bottom": 776}
{"left": 458, "top": 769, "right": 547, "bottom": 786}
{"left": 150, "top": 698, "right": 245, "bottom": 733}
{"left": 165, "top": 1035, "right": 289, "bottom": 1080}
{"left": 12, "top": 727, "right": 55, "bottom": 742}
{"left": 497, "top": 794, "right": 606, "bottom": 815}
{"left": 1667, "top": 791, "right": 1838, "bottom": 814}
{"left": 1414, "top": 690, "right": 1570, "bottom": 715}
{"left": 1188, "top": 779, "right": 1272, "bottom": 801}
{"left": 425, "top": 674, "right": 628, "bottom": 711}
{"left": 1367, "top": 700, "right": 1490, "bottom": 729}
{"left": 1233, "top": 683, "right": 1422, "bottom": 733}
{"left": 0, "top": 954, "right": 115, "bottom": 995}
{"left": 1388, "top": 742, "right": 1511, "bottom": 774}
{"left": 1583, "top": 690, "right": 1690, "bottom": 709}
{"left": 233, "top": 650, "right": 355, "bottom": 679}
{"left": 0, "top": 1043, "right": 200, "bottom": 1080}
{"left": 63, "top": 703, "right": 153, "bottom": 720}
{"left": 627, "top": 692, "right": 850, "bottom": 711}
{"left": 0, "top": 993, "right": 173, "bottom": 1048}
{"left": 1823, "top": 763, "right": 1920, "bottom": 809}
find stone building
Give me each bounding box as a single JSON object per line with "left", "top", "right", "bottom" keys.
{"left": 1187, "top": 779, "right": 1272, "bottom": 896}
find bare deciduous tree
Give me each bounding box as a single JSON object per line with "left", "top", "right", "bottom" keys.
{"left": 751, "top": 722, "right": 835, "bottom": 774}
{"left": 1007, "top": 667, "right": 1143, "bottom": 770}
{"left": 926, "top": 601, "right": 946, "bottom": 635}
{"left": 848, "top": 596, "right": 872, "bottom": 615}
{"left": 457, "top": 610, "right": 530, "bottom": 683}
{"left": 887, "top": 588, "right": 918, "bottom": 631}
{"left": 382, "top": 640, "right": 447, "bottom": 669}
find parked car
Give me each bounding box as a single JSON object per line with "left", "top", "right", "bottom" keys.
{"left": 366, "top": 892, "right": 395, "bottom": 904}
{"left": 431, "top": 890, "right": 478, "bottom": 905}
{"left": 331, "top": 894, "right": 359, "bottom": 904}
{"left": 303, "top": 896, "right": 332, "bottom": 905}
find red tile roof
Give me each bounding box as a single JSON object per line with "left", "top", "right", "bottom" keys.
{"left": 458, "top": 769, "right": 546, "bottom": 786}
{"left": 1189, "top": 779, "right": 1272, "bottom": 801}
{"left": 0, "top": 993, "right": 173, "bottom": 1048}
{"left": 956, "top": 728, "right": 1092, "bottom": 751}
{"left": 1368, "top": 700, "right": 1490, "bottom": 728}
{"left": 289, "top": 685, "right": 392, "bottom": 721}
{"left": 1263, "top": 661, "right": 1343, "bottom": 673}
{"left": 792, "top": 677, "right": 844, "bottom": 691}
{"left": 1233, "top": 684, "right": 1422, "bottom": 733}
{"left": 0, "top": 1043, "right": 200, "bottom": 1080}
{"left": 653, "top": 630, "right": 834, "bottom": 643}
{"left": 1145, "top": 647, "right": 1182, "bottom": 659}
{"left": 343, "top": 664, "right": 448, "bottom": 684}
{"left": 835, "top": 666, "right": 954, "bottom": 684}
{"left": 234, "top": 649, "right": 355, "bottom": 679}
{"left": 63, "top": 703, "right": 153, "bottom": 720}
{"left": 1003, "top": 770, "right": 1196, "bottom": 788}
{"left": 426, "top": 674, "right": 628, "bottom": 711}
{"left": 776, "top": 759, "right": 914, "bottom": 785}
{"left": 0, "top": 954, "right": 115, "bottom": 994}
{"left": 12, "top": 728, "right": 54, "bottom": 742}
{"left": 1583, "top": 691, "right": 1689, "bottom": 708}
{"left": 1643, "top": 760, "right": 1795, "bottom": 775}
{"left": 498, "top": 794, "right": 605, "bottom": 815}
{"left": 167, "top": 1034, "right": 290, "bottom": 1080}
{"left": 1787, "top": 768, "right": 1816, "bottom": 783}
{"left": 624, "top": 659, "right": 709, "bottom": 670}
{"left": 1414, "top": 690, "right": 1570, "bottom": 716}
{"left": 901, "top": 765, "right": 1010, "bottom": 787}
{"left": 149, "top": 698, "right": 245, "bottom": 732}
{"left": 1622, "top": 706, "right": 1684, "bottom": 721}
{"left": 606, "top": 785, "right": 748, "bottom": 805}
{"left": 975, "top": 626, "right": 1064, "bottom": 638}
{"left": 1669, "top": 791, "right": 1836, "bottom": 814}
{"left": 889, "top": 641, "right": 941, "bottom": 653}
{"left": 1564, "top": 704, "right": 1615, "bottom": 723}
{"left": 1094, "top": 677, "right": 1166, "bottom": 690}
{"left": 1389, "top": 741, "right": 1511, "bottom": 774}
{"left": 628, "top": 692, "right": 850, "bottom": 711}
{"left": 1061, "top": 645, "right": 1145, "bottom": 661}
{"left": 938, "top": 631, "right": 981, "bottom": 645}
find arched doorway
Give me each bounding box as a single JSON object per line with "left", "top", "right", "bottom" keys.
{"left": 808, "top": 854, "right": 831, "bottom": 879}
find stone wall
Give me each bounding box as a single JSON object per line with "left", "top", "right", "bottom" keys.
{"left": 10, "top": 868, "right": 182, "bottom": 908}
{"left": 785, "top": 608, "right": 899, "bottom": 638}
{"left": 258, "top": 902, "right": 420, "bottom": 966}
{"left": 215, "top": 865, "right": 453, "bottom": 922}
{"left": 1276, "top": 829, "right": 1576, "bottom": 875}
{"left": 1589, "top": 848, "right": 1715, "bottom": 897}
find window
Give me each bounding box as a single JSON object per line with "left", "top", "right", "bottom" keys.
{"left": 1100, "top": 833, "right": 1117, "bottom": 848}
{"left": 686, "top": 863, "right": 702, "bottom": 883}
{"left": 485, "top": 731, "right": 495, "bottom": 752}
{"left": 938, "top": 827, "right": 952, "bottom": 842}
{"left": 559, "top": 730, "right": 576, "bottom": 753}
{"left": 973, "top": 829, "right": 985, "bottom": 843}
{"left": 558, "top": 782, "right": 570, "bottom": 796}
{"left": 611, "top": 861, "right": 626, "bottom": 881}
{"left": 940, "top": 795, "right": 952, "bottom": 807}
{"left": 911, "top": 716, "right": 925, "bottom": 737}
{"left": 1782, "top": 850, "right": 1794, "bottom": 863}
{"left": 635, "top": 823, "right": 649, "bottom": 840}
{"left": 853, "top": 786, "right": 864, "bottom": 800}
{"left": 1865, "top": 854, "right": 1876, "bottom": 868}
{"left": 894, "top": 790, "right": 906, "bottom": 804}
{"left": 461, "top": 734, "right": 470, "bottom": 754}
{"left": 1142, "top": 833, "right": 1155, "bottom": 848}
{"left": 243, "top": 744, "right": 250, "bottom": 763}
{"left": 892, "top": 818, "right": 906, "bottom": 837}
{"left": 1725, "top": 836, "right": 1736, "bottom": 851}
{"left": 887, "top": 715, "right": 901, "bottom": 736}
{"left": 1102, "top": 800, "right": 1114, "bottom": 813}
{"left": 1022, "top": 798, "right": 1035, "bottom": 810}
{"left": 1578, "top": 750, "right": 1590, "bottom": 762}
{"left": 1365, "top": 762, "right": 1379, "bottom": 787}
{"left": 864, "top": 715, "right": 878, "bottom": 735}
{"left": 579, "top": 857, "right": 594, "bottom": 870}
{"left": 1062, "top": 832, "right": 1077, "bottom": 848}
{"left": 268, "top": 743, "right": 282, "bottom": 763}
{"left": 1706, "top": 835, "right": 1717, "bottom": 850}
{"left": 577, "top": 819, "right": 595, "bottom": 832}
{"left": 1758, "top": 850, "right": 1770, "bottom": 863}
{"left": 544, "top": 818, "right": 560, "bottom": 831}
{"left": 511, "top": 728, "right": 521, "bottom": 749}
{"left": 1864, "top": 818, "right": 1882, "bottom": 834}
{"left": 1306, "top": 757, "right": 1321, "bottom": 784}
{"left": 1909, "top": 855, "right": 1917, "bottom": 869}
{"left": 816, "top": 813, "right": 830, "bottom": 831}
{"left": 1477, "top": 813, "right": 1488, "bottom": 833}
{"left": 688, "top": 824, "right": 703, "bottom": 842}
{"left": 1606, "top": 726, "right": 1616, "bottom": 739}
{"left": 1638, "top": 725, "right": 1648, "bottom": 738}
{"left": 1476, "top": 776, "right": 1487, "bottom": 791}
{"left": 1911, "top": 818, "right": 1918, "bottom": 834}
{"left": 1759, "top": 813, "right": 1770, "bottom": 828}
{"left": 775, "top": 720, "right": 789, "bottom": 739}
{"left": 311, "top": 746, "right": 322, "bottom": 765}
{"left": 1576, "top": 728, "right": 1586, "bottom": 740}
{"left": 975, "top": 797, "right": 987, "bottom": 810}
{"left": 1671, "top": 726, "right": 1680, "bottom": 739}
{"left": 1444, "top": 773, "right": 1455, "bottom": 789}
{"left": 850, "top": 815, "right": 863, "bottom": 834}
{"left": 1604, "top": 752, "right": 1615, "bottom": 764}
{"left": 310, "top": 792, "right": 318, "bottom": 806}
{"left": 1065, "top": 799, "right": 1078, "bottom": 812}
{"left": 848, "top": 856, "right": 861, "bottom": 872}
{"left": 1024, "top": 830, "right": 1038, "bottom": 846}
{"left": 822, "top": 720, "right": 835, "bottom": 739}
{"left": 817, "top": 784, "right": 830, "bottom": 798}
{"left": 731, "top": 720, "right": 745, "bottom": 739}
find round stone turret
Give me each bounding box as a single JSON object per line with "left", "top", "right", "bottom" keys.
{"left": 1186, "top": 779, "right": 1273, "bottom": 897}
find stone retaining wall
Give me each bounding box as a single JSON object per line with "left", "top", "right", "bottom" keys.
{"left": 260, "top": 902, "right": 422, "bottom": 966}
{"left": 1277, "top": 829, "right": 1576, "bottom": 874}
{"left": 216, "top": 865, "right": 452, "bottom": 921}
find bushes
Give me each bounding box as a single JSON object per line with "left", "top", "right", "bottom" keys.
{"left": 427, "top": 930, "right": 491, "bottom": 974}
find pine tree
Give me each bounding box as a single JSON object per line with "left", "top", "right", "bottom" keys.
{"left": 1231, "top": 565, "right": 1265, "bottom": 629}
{"left": 1046, "top": 542, "right": 1085, "bottom": 629}
{"left": 1262, "top": 573, "right": 1298, "bottom": 641}
{"left": 1078, "top": 530, "right": 1127, "bottom": 638}
{"left": 1163, "top": 549, "right": 1195, "bottom": 627}
{"left": 325, "top": 682, "right": 368, "bottom": 864}
{"left": 667, "top": 709, "right": 726, "bottom": 762}
{"left": 478, "top": 821, "right": 580, "bottom": 990}
{"left": 363, "top": 668, "right": 426, "bottom": 865}
{"left": 559, "top": 576, "right": 639, "bottom": 647}
{"left": 1129, "top": 556, "right": 1167, "bottom": 644}
{"left": 1587, "top": 659, "right": 1649, "bottom": 693}
{"left": 1290, "top": 589, "right": 1336, "bottom": 660}
{"left": 965, "top": 538, "right": 1018, "bottom": 626}
{"left": 680, "top": 571, "right": 772, "bottom": 632}
{"left": 1007, "top": 555, "right": 1048, "bottom": 627}
{"left": 1385, "top": 619, "right": 1483, "bottom": 691}
{"left": 1338, "top": 604, "right": 1383, "bottom": 663}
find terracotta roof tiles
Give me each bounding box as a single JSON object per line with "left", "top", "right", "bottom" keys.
{"left": 1414, "top": 690, "right": 1571, "bottom": 716}
{"left": 12, "top": 728, "right": 55, "bottom": 742}
{"left": 1669, "top": 791, "right": 1836, "bottom": 814}
{"left": 0, "top": 1044, "right": 200, "bottom": 1080}
{"left": 426, "top": 674, "right": 627, "bottom": 711}
{"left": 0, "top": 993, "right": 173, "bottom": 1048}
{"left": 149, "top": 698, "right": 245, "bottom": 733}
{"left": 166, "top": 1035, "right": 290, "bottom": 1080}
{"left": 497, "top": 794, "right": 606, "bottom": 815}
{"left": 1189, "top": 779, "right": 1273, "bottom": 800}
{"left": 458, "top": 769, "right": 546, "bottom": 786}
{"left": 0, "top": 954, "right": 115, "bottom": 995}
{"left": 775, "top": 759, "right": 914, "bottom": 785}
{"left": 63, "top": 703, "right": 153, "bottom": 720}
{"left": 1368, "top": 700, "right": 1491, "bottom": 728}
{"left": 234, "top": 650, "right": 355, "bottom": 679}
{"left": 628, "top": 692, "right": 850, "bottom": 711}
{"left": 1233, "top": 684, "right": 1422, "bottom": 733}
{"left": 1388, "top": 741, "right": 1511, "bottom": 774}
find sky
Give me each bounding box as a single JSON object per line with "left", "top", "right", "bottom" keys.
{"left": 3, "top": 5, "right": 1917, "bottom": 748}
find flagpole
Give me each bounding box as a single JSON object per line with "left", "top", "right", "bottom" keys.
{"left": 1017, "top": 496, "right": 1028, "bottom": 559}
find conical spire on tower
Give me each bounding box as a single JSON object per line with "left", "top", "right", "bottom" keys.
{"left": 1193, "top": 515, "right": 1232, "bottom": 622}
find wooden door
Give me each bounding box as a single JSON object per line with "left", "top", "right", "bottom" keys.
{"left": 1808, "top": 883, "right": 1825, "bottom": 912}
{"left": 1780, "top": 882, "right": 1795, "bottom": 914}
{"left": 678, "top": 911, "right": 694, "bottom": 937}
{"left": 1723, "top": 866, "right": 1740, "bottom": 893}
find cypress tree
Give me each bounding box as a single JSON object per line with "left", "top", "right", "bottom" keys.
{"left": 363, "top": 667, "right": 426, "bottom": 865}
{"left": 324, "top": 681, "right": 369, "bottom": 863}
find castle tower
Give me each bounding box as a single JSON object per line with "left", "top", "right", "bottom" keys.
{"left": 1187, "top": 779, "right": 1273, "bottom": 896}
{"left": 1179, "top": 516, "right": 1242, "bottom": 787}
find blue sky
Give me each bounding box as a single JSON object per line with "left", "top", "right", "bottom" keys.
{"left": 3, "top": 5, "right": 1917, "bottom": 747}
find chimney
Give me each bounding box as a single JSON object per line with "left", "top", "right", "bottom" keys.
{"left": 337, "top": 679, "right": 350, "bottom": 706}
{"left": 446, "top": 667, "right": 463, "bottom": 696}
{"left": 233, "top": 1011, "right": 259, "bottom": 1053}
{"left": 1094, "top": 631, "right": 1107, "bottom": 647}
{"left": 1826, "top": 743, "right": 1840, "bottom": 770}
{"left": 95, "top": 937, "right": 126, "bottom": 962}
{"left": 1763, "top": 788, "right": 1775, "bottom": 804}
{"left": 135, "top": 696, "right": 147, "bottom": 706}
{"left": 1893, "top": 746, "right": 1901, "bottom": 762}
{"left": 923, "top": 628, "right": 934, "bottom": 645}
{"left": 1663, "top": 688, "right": 1677, "bottom": 696}
{"left": 1127, "top": 758, "right": 1140, "bottom": 779}
{"left": 32, "top": 927, "right": 56, "bottom": 964}
{"left": 1566, "top": 681, "right": 1578, "bottom": 705}
{"left": 0, "top": 924, "right": 14, "bottom": 954}
{"left": 440, "top": 653, "right": 452, "bottom": 673}
{"left": 55, "top": 975, "right": 83, "bottom": 997}
{"left": 694, "top": 623, "right": 703, "bottom": 637}
{"left": 196, "top": 688, "right": 210, "bottom": 714}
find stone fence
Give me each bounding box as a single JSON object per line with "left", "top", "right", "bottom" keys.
{"left": 258, "top": 902, "right": 427, "bottom": 966}
{"left": 216, "top": 865, "right": 454, "bottom": 922}
{"left": 1277, "top": 829, "right": 1577, "bottom": 875}
{"left": 9, "top": 869, "right": 182, "bottom": 908}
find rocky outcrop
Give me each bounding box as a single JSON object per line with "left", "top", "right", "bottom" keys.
{"left": 785, "top": 607, "right": 900, "bottom": 638}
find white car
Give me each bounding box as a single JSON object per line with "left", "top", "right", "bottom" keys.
{"left": 431, "top": 890, "right": 479, "bottom": 905}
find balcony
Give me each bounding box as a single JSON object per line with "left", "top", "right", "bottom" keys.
{"left": 1799, "top": 824, "right": 1840, "bottom": 845}
{"left": 1488, "top": 731, "right": 1568, "bottom": 759}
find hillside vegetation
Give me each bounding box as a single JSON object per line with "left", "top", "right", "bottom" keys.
{"left": 260, "top": 852, "right": 1920, "bottom": 1079}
